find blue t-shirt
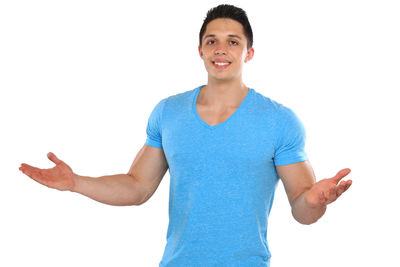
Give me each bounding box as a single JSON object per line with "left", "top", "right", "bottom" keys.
{"left": 144, "top": 85, "right": 308, "bottom": 267}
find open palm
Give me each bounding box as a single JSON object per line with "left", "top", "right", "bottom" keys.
{"left": 19, "top": 152, "right": 76, "bottom": 191}
{"left": 305, "top": 168, "right": 352, "bottom": 208}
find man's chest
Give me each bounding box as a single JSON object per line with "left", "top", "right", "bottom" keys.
{"left": 161, "top": 112, "right": 277, "bottom": 172}
{"left": 195, "top": 103, "right": 238, "bottom": 127}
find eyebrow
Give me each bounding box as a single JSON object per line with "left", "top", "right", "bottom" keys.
{"left": 203, "top": 34, "right": 242, "bottom": 41}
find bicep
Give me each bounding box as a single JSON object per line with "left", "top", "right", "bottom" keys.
{"left": 127, "top": 145, "right": 169, "bottom": 203}
{"left": 275, "top": 160, "right": 316, "bottom": 206}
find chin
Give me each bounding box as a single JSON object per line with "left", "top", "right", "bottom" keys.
{"left": 209, "top": 75, "right": 235, "bottom": 82}
{"left": 213, "top": 70, "right": 239, "bottom": 78}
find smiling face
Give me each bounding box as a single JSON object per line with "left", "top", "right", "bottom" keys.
{"left": 198, "top": 18, "right": 254, "bottom": 82}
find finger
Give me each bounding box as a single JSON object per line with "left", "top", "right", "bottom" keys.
{"left": 20, "top": 165, "right": 48, "bottom": 186}
{"left": 343, "top": 180, "right": 352, "bottom": 192}
{"left": 47, "top": 152, "right": 62, "bottom": 165}
{"left": 331, "top": 168, "right": 351, "bottom": 184}
{"left": 19, "top": 163, "right": 41, "bottom": 174}
{"left": 20, "top": 164, "right": 40, "bottom": 178}
{"left": 328, "top": 186, "right": 338, "bottom": 202}
{"left": 336, "top": 181, "right": 347, "bottom": 197}
{"left": 336, "top": 180, "right": 352, "bottom": 199}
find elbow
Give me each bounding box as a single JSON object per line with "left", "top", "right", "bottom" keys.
{"left": 292, "top": 209, "right": 323, "bottom": 225}
{"left": 131, "top": 195, "right": 146, "bottom": 206}
{"left": 294, "top": 217, "right": 318, "bottom": 225}
{"left": 291, "top": 200, "right": 327, "bottom": 225}
{"left": 118, "top": 195, "right": 146, "bottom": 206}
{"left": 127, "top": 174, "right": 151, "bottom": 206}
{"left": 133, "top": 199, "right": 146, "bottom": 206}
{"left": 132, "top": 190, "right": 152, "bottom": 206}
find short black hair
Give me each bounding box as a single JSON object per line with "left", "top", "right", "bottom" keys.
{"left": 199, "top": 4, "right": 253, "bottom": 50}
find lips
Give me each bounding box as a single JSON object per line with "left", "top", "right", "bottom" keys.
{"left": 212, "top": 59, "right": 232, "bottom": 69}
{"left": 212, "top": 58, "right": 231, "bottom": 63}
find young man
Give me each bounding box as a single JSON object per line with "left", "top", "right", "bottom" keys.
{"left": 19, "top": 4, "right": 352, "bottom": 267}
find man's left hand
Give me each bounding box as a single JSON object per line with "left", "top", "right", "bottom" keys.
{"left": 305, "top": 168, "right": 352, "bottom": 208}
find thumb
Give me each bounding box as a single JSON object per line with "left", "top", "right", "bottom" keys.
{"left": 47, "top": 152, "right": 62, "bottom": 165}
{"left": 331, "top": 168, "right": 351, "bottom": 184}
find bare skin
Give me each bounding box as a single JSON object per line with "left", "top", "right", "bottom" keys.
{"left": 276, "top": 161, "right": 352, "bottom": 224}
{"left": 19, "top": 17, "right": 352, "bottom": 222}
{"left": 19, "top": 145, "right": 168, "bottom": 206}
{"left": 305, "top": 168, "right": 352, "bottom": 208}
{"left": 19, "top": 152, "right": 75, "bottom": 191}
{"left": 197, "top": 18, "right": 352, "bottom": 224}
{"left": 197, "top": 18, "right": 254, "bottom": 117}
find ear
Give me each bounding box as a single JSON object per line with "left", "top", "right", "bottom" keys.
{"left": 198, "top": 45, "right": 203, "bottom": 58}
{"left": 244, "top": 47, "right": 255, "bottom": 63}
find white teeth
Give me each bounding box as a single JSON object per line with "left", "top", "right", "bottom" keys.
{"left": 214, "top": 62, "right": 229, "bottom": 66}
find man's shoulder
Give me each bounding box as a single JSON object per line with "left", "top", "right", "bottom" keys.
{"left": 251, "top": 88, "right": 303, "bottom": 125}
{"left": 161, "top": 85, "right": 200, "bottom": 105}
{"left": 252, "top": 88, "right": 286, "bottom": 112}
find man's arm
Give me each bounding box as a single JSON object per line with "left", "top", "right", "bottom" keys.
{"left": 126, "top": 144, "right": 169, "bottom": 205}
{"left": 19, "top": 145, "right": 169, "bottom": 206}
{"left": 276, "top": 161, "right": 352, "bottom": 225}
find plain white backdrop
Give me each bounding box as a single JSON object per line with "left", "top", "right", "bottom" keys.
{"left": 1, "top": 0, "right": 399, "bottom": 266}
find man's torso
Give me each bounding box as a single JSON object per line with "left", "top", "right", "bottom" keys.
{"left": 144, "top": 85, "right": 308, "bottom": 267}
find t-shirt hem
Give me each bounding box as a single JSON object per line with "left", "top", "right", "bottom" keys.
{"left": 145, "top": 138, "right": 163, "bottom": 149}
{"left": 274, "top": 156, "right": 308, "bottom": 166}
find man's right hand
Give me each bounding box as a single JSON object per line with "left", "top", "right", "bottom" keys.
{"left": 19, "top": 152, "right": 76, "bottom": 191}
{"left": 19, "top": 145, "right": 169, "bottom": 206}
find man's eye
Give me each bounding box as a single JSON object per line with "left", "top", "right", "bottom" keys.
{"left": 230, "top": 41, "right": 238, "bottom": 45}
{"left": 207, "top": 40, "right": 215, "bottom": 45}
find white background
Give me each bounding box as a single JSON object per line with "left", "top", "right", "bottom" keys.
{"left": 1, "top": 0, "right": 399, "bottom": 266}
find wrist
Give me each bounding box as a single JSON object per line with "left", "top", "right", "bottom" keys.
{"left": 69, "top": 173, "right": 82, "bottom": 193}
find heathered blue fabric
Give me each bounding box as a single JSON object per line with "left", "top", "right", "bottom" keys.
{"left": 144, "top": 85, "right": 308, "bottom": 267}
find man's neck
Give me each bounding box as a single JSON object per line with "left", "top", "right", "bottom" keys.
{"left": 198, "top": 77, "right": 249, "bottom": 109}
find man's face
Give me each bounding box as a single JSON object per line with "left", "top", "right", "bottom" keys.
{"left": 198, "top": 18, "right": 254, "bottom": 82}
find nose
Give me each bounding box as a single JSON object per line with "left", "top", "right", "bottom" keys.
{"left": 214, "top": 44, "right": 227, "bottom": 55}
{"left": 215, "top": 49, "right": 227, "bottom": 55}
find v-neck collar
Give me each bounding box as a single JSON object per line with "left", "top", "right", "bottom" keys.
{"left": 192, "top": 85, "right": 253, "bottom": 130}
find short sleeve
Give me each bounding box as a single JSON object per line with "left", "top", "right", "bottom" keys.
{"left": 273, "top": 106, "right": 308, "bottom": 166}
{"left": 144, "top": 98, "right": 167, "bottom": 149}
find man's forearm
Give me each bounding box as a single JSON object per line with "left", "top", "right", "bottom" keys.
{"left": 291, "top": 190, "right": 327, "bottom": 225}
{"left": 70, "top": 173, "right": 145, "bottom": 206}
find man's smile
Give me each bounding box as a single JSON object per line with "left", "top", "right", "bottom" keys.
{"left": 212, "top": 59, "right": 232, "bottom": 69}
